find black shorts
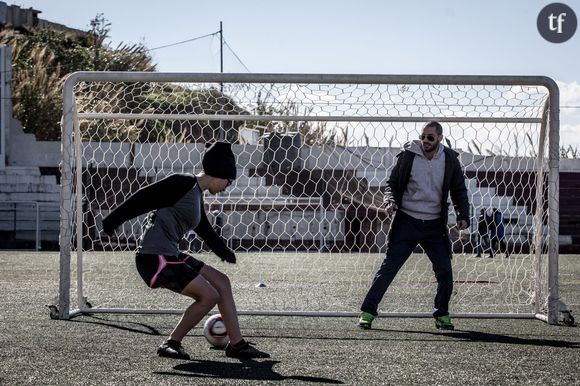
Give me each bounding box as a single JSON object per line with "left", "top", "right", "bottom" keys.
{"left": 135, "top": 252, "right": 205, "bottom": 294}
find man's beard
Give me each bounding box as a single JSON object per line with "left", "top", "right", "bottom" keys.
{"left": 422, "top": 140, "right": 439, "bottom": 152}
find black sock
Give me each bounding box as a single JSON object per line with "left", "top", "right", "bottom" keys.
{"left": 231, "top": 339, "right": 246, "bottom": 349}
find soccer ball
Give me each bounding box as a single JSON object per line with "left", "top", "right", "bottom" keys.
{"left": 203, "top": 314, "right": 229, "bottom": 348}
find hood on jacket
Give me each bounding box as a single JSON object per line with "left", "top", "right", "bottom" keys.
{"left": 403, "top": 140, "right": 444, "bottom": 157}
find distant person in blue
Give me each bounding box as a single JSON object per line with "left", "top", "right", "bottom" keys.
{"left": 490, "top": 207, "right": 510, "bottom": 258}
{"left": 476, "top": 208, "right": 494, "bottom": 258}
{"left": 358, "top": 121, "right": 470, "bottom": 331}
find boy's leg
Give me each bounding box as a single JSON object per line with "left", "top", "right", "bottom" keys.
{"left": 198, "top": 265, "right": 243, "bottom": 345}
{"left": 157, "top": 275, "right": 220, "bottom": 359}
{"left": 137, "top": 254, "right": 219, "bottom": 359}
{"left": 198, "top": 265, "right": 270, "bottom": 359}
{"left": 170, "top": 275, "right": 221, "bottom": 342}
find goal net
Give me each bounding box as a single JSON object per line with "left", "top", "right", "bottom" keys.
{"left": 57, "top": 72, "right": 562, "bottom": 324}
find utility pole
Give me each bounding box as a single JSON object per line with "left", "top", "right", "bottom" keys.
{"left": 219, "top": 21, "right": 224, "bottom": 74}
{"left": 218, "top": 21, "right": 224, "bottom": 141}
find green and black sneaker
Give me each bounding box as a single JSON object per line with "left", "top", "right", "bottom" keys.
{"left": 434, "top": 315, "right": 454, "bottom": 330}
{"left": 358, "top": 312, "right": 375, "bottom": 329}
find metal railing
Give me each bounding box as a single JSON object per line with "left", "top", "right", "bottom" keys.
{"left": 0, "top": 201, "right": 59, "bottom": 250}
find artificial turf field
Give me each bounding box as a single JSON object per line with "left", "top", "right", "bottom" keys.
{"left": 0, "top": 251, "right": 578, "bottom": 385}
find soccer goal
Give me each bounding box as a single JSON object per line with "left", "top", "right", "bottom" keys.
{"left": 56, "top": 72, "right": 569, "bottom": 325}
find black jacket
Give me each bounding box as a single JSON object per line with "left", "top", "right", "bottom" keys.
{"left": 384, "top": 146, "right": 470, "bottom": 227}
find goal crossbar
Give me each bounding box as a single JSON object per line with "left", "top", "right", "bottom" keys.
{"left": 77, "top": 113, "right": 543, "bottom": 124}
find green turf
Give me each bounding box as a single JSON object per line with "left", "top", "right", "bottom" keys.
{"left": 0, "top": 251, "right": 578, "bottom": 385}
{"left": 55, "top": 251, "right": 578, "bottom": 316}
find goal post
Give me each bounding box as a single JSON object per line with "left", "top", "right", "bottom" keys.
{"left": 57, "top": 72, "right": 564, "bottom": 324}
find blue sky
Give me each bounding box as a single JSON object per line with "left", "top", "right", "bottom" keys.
{"left": 8, "top": 0, "right": 580, "bottom": 149}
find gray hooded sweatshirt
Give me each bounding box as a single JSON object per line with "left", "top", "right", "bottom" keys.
{"left": 400, "top": 140, "right": 445, "bottom": 221}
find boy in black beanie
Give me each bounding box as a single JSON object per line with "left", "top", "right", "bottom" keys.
{"left": 102, "top": 141, "right": 269, "bottom": 360}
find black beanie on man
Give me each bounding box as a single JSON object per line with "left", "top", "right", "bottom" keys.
{"left": 202, "top": 141, "right": 237, "bottom": 180}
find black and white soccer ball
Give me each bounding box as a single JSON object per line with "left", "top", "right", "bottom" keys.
{"left": 203, "top": 314, "right": 229, "bottom": 348}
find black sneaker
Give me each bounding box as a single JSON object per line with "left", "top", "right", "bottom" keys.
{"left": 225, "top": 341, "right": 270, "bottom": 359}
{"left": 157, "top": 340, "right": 190, "bottom": 360}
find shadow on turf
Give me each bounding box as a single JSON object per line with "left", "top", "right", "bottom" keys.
{"left": 438, "top": 329, "right": 580, "bottom": 348}
{"left": 71, "top": 315, "right": 162, "bottom": 335}
{"left": 371, "top": 328, "right": 580, "bottom": 349}
{"left": 72, "top": 315, "right": 578, "bottom": 349}
{"left": 155, "top": 359, "right": 343, "bottom": 383}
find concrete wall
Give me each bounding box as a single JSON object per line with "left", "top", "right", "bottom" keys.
{"left": 7, "top": 130, "right": 580, "bottom": 174}
{"left": 6, "top": 119, "right": 60, "bottom": 167}
{"left": 4, "top": 130, "right": 580, "bottom": 252}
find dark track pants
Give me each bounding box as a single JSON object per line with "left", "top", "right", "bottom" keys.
{"left": 361, "top": 211, "right": 453, "bottom": 317}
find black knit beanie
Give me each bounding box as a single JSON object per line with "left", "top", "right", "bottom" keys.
{"left": 202, "top": 142, "right": 237, "bottom": 180}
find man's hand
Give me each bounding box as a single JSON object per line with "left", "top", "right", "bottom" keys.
{"left": 456, "top": 220, "right": 468, "bottom": 230}
{"left": 385, "top": 202, "right": 398, "bottom": 216}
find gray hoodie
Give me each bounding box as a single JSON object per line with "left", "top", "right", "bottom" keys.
{"left": 400, "top": 140, "right": 445, "bottom": 221}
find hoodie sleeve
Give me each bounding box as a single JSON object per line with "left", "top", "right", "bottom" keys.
{"left": 102, "top": 174, "right": 196, "bottom": 235}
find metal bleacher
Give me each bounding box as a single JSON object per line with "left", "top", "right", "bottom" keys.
{"left": 0, "top": 167, "right": 60, "bottom": 249}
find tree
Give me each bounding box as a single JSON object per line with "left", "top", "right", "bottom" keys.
{"left": 89, "top": 13, "right": 111, "bottom": 70}
{"left": 0, "top": 15, "right": 156, "bottom": 141}
{"left": 244, "top": 88, "right": 349, "bottom": 147}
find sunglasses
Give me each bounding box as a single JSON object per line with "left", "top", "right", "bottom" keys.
{"left": 420, "top": 134, "right": 437, "bottom": 142}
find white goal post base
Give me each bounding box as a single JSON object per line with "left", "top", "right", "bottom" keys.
{"left": 62, "top": 306, "right": 544, "bottom": 320}
{"left": 57, "top": 72, "right": 567, "bottom": 325}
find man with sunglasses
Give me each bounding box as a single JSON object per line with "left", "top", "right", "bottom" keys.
{"left": 359, "top": 121, "right": 470, "bottom": 330}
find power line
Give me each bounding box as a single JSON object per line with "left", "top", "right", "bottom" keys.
{"left": 223, "top": 39, "right": 251, "bottom": 72}
{"left": 143, "top": 27, "right": 252, "bottom": 73}
{"left": 146, "top": 32, "right": 218, "bottom": 51}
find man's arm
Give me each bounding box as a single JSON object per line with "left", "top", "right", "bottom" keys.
{"left": 383, "top": 152, "right": 407, "bottom": 216}
{"left": 449, "top": 159, "right": 470, "bottom": 228}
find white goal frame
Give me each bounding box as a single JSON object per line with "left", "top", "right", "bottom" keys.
{"left": 57, "top": 72, "right": 564, "bottom": 324}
